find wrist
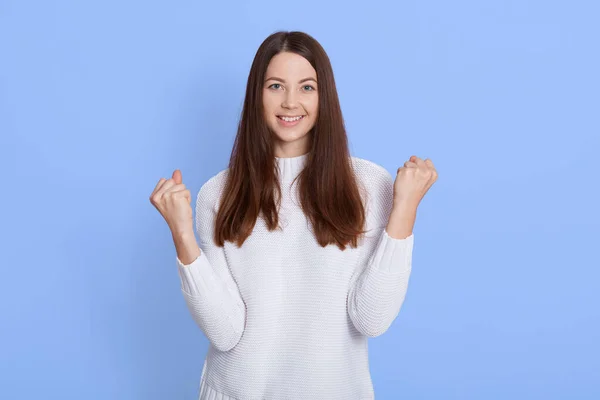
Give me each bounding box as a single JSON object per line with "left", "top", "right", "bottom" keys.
{"left": 386, "top": 202, "right": 417, "bottom": 240}
{"left": 172, "top": 230, "right": 200, "bottom": 266}
{"left": 392, "top": 199, "right": 418, "bottom": 213}
{"left": 171, "top": 227, "right": 195, "bottom": 240}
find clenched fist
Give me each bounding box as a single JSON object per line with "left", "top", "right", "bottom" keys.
{"left": 393, "top": 155, "right": 438, "bottom": 208}
{"left": 149, "top": 169, "right": 193, "bottom": 236}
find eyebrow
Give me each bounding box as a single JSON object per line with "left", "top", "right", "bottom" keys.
{"left": 265, "top": 76, "right": 317, "bottom": 84}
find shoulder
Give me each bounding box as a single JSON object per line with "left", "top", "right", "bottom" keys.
{"left": 350, "top": 156, "right": 395, "bottom": 229}
{"left": 351, "top": 155, "right": 393, "bottom": 176}
{"left": 196, "top": 168, "right": 230, "bottom": 212}
{"left": 350, "top": 155, "right": 395, "bottom": 195}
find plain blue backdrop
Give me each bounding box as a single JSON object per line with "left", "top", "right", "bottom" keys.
{"left": 2, "top": 0, "right": 599, "bottom": 399}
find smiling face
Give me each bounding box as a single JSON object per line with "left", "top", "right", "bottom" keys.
{"left": 262, "top": 51, "right": 319, "bottom": 157}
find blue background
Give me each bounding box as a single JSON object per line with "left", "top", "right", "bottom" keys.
{"left": 2, "top": 0, "right": 599, "bottom": 399}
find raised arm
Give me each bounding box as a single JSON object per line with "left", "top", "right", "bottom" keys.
{"left": 347, "top": 167, "right": 415, "bottom": 337}
{"left": 176, "top": 178, "right": 247, "bottom": 351}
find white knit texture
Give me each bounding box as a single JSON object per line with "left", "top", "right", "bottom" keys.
{"left": 176, "top": 153, "right": 414, "bottom": 400}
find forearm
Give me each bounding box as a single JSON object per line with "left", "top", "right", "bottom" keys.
{"left": 386, "top": 201, "right": 417, "bottom": 239}
{"left": 172, "top": 230, "right": 201, "bottom": 265}
{"left": 348, "top": 257, "right": 412, "bottom": 337}
{"left": 174, "top": 232, "right": 246, "bottom": 351}
{"left": 348, "top": 203, "right": 416, "bottom": 337}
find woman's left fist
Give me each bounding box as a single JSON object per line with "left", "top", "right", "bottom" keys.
{"left": 393, "top": 155, "right": 438, "bottom": 207}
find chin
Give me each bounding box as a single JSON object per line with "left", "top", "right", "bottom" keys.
{"left": 269, "top": 124, "right": 311, "bottom": 141}
{"left": 273, "top": 131, "right": 310, "bottom": 143}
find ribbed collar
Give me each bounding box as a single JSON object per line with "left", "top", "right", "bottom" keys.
{"left": 275, "top": 152, "right": 309, "bottom": 182}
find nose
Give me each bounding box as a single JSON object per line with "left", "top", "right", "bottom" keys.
{"left": 281, "top": 89, "right": 298, "bottom": 109}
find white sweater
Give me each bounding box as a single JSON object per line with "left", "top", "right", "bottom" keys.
{"left": 176, "top": 152, "right": 414, "bottom": 400}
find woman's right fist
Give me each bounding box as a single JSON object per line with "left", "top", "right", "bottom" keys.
{"left": 149, "top": 169, "right": 193, "bottom": 236}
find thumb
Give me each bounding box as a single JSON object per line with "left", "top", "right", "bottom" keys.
{"left": 172, "top": 169, "right": 182, "bottom": 184}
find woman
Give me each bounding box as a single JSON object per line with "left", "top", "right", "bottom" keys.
{"left": 150, "top": 31, "right": 437, "bottom": 400}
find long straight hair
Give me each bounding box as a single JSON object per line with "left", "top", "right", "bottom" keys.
{"left": 214, "top": 31, "right": 368, "bottom": 250}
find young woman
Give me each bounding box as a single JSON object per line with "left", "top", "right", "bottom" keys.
{"left": 150, "top": 31, "right": 437, "bottom": 400}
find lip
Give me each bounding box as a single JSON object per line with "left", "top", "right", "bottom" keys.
{"left": 277, "top": 115, "right": 306, "bottom": 127}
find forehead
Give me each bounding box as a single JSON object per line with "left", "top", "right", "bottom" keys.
{"left": 266, "top": 52, "right": 316, "bottom": 77}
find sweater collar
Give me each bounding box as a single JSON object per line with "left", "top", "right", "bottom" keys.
{"left": 275, "top": 152, "right": 309, "bottom": 182}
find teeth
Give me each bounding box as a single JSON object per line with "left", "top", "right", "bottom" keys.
{"left": 279, "top": 116, "right": 304, "bottom": 122}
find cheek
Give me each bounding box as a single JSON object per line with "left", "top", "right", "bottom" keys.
{"left": 308, "top": 96, "right": 319, "bottom": 117}
{"left": 262, "top": 92, "right": 277, "bottom": 115}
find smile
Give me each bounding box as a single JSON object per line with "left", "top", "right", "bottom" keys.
{"left": 277, "top": 115, "right": 305, "bottom": 122}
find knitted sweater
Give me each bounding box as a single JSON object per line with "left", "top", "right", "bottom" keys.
{"left": 176, "top": 152, "right": 414, "bottom": 400}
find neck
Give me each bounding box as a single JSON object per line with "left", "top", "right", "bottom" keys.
{"left": 275, "top": 152, "right": 309, "bottom": 182}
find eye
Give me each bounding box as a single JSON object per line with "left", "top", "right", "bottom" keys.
{"left": 268, "top": 83, "right": 282, "bottom": 90}
{"left": 303, "top": 85, "right": 315, "bottom": 91}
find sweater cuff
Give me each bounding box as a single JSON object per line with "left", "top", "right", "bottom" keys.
{"left": 176, "top": 251, "right": 216, "bottom": 296}
{"left": 371, "top": 229, "right": 414, "bottom": 274}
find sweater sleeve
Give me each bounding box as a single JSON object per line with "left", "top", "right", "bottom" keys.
{"left": 176, "top": 179, "right": 246, "bottom": 351}
{"left": 347, "top": 166, "right": 414, "bottom": 337}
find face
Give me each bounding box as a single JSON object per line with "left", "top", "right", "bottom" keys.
{"left": 262, "top": 51, "right": 319, "bottom": 157}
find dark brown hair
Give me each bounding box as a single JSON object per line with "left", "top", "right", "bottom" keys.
{"left": 214, "top": 31, "right": 367, "bottom": 250}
